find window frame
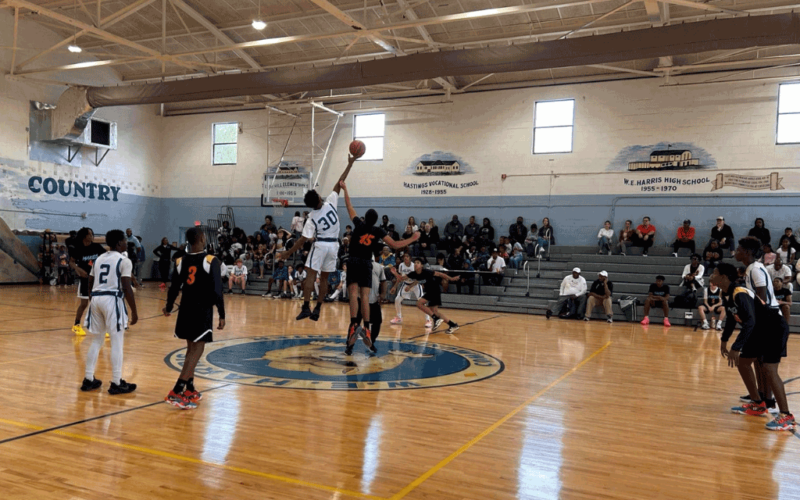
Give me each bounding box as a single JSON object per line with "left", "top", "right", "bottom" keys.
{"left": 352, "top": 112, "right": 386, "bottom": 162}
{"left": 776, "top": 82, "right": 800, "bottom": 146}
{"left": 532, "top": 98, "right": 575, "bottom": 155}
{"left": 212, "top": 121, "right": 239, "bottom": 166}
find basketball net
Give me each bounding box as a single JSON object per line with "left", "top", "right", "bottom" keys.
{"left": 271, "top": 198, "right": 288, "bottom": 217}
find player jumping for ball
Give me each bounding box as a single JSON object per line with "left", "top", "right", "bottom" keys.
{"left": 278, "top": 156, "right": 357, "bottom": 321}
{"left": 340, "top": 180, "right": 420, "bottom": 353}
{"left": 162, "top": 227, "right": 226, "bottom": 410}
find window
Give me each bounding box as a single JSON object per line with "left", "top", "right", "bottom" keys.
{"left": 213, "top": 122, "right": 238, "bottom": 165}
{"left": 777, "top": 82, "right": 800, "bottom": 145}
{"left": 353, "top": 113, "right": 385, "bottom": 161}
{"left": 533, "top": 99, "right": 574, "bottom": 154}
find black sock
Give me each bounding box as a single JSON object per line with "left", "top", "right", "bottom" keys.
{"left": 313, "top": 302, "right": 321, "bottom": 310}
{"left": 432, "top": 315, "right": 440, "bottom": 322}
{"left": 173, "top": 379, "right": 187, "bottom": 394}
{"left": 448, "top": 321, "right": 456, "bottom": 327}
{"left": 186, "top": 378, "right": 195, "bottom": 392}
{"left": 781, "top": 411, "right": 792, "bottom": 415}
{"left": 303, "top": 301, "right": 310, "bottom": 309}
{"left": 350, "top": 317, "right": 360, "bottom": 326}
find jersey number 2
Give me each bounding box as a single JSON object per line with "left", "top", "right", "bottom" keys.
{"left": 98, "top": 264, "right": 111, "bottom": 284}
{"left": 187, "top": 266, "right": 197, "bottom": 285}
{"left": 317, "top": 210, "right": 338, "bottom": 232}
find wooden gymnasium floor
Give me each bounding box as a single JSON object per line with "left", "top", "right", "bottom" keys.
{"left": 1, "top": 284, "right": 800, "bottom": 500}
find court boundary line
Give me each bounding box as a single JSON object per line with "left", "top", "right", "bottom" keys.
{"left": 388, "top": 341, "right": 612, "bottom": 500}
{"left": 408, "top": 314, "right": 503, "bottom": 340}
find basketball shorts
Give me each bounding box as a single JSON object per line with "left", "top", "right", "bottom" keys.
{"left": 698, "top": 304, "right": 724, "bottom": 313}
{"left": 759, "top": 309, "right": 789, "bottom": 364}
{"left": 400, "top": 283, "right": 424, "bottom": 301}
{"left": 175, "top": 308, "right": 215, "bottom": 343}
{"left": 421, "top": 291, "right": 442, "bottom": 308}
{"left": 307, "top": 242, "right": 338, "bottom": 273}
{"left": 77, "top": 277, "right": 90, "bottom": 300}
{"left": 346, "top": 258, "right": 373, "bottom": 288}
{"left": 84, "top": 296, "right": 128, "bottom": 335}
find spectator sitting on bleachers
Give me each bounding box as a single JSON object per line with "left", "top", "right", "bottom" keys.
{"left": 524, "top": 223, "right": 539, "bottom": 257}
{"left": 218, "top": 220, "right": 231, "bottom": 238}
{"left": 380, "top": 215, "right": 390, "bottom": 232}
{"left": 343, "top": 224, "right": 353, "bottom": 240}
{"left": 498, "top": 240, "right": 510, "bottom": 262}
{"left": 428, "top": 218, "right": 441, "bottom": 249}
{"left": 641, "top": 275, "right": 670, "bottom": 326}
{"left": 702, "top": 239, "right": 723, "bottom": 275}
{"left": 407, "top": 216, "right": 419, "bottom": 233}
{"left": 478, "top": 218, "right": 495, "bottom": 250}
{"left": 774, "top": 277, "right": 792, "bottom": 320}
{"left": 263, "top": 260, "right": 288, "bottom": 297}
{"left": 681, "top": 254, "right": 705, "bottom": 291}
{"left": 417, "top": 222, "right": 437, "bottom": 257}
{"left": 447, "top": 246, "right": 465, "bottom": 272}
{"left": 291, "top": 263, "right": 307, "bottom": 299}
{"left": 768, "top": 255, "right": 793, "bottom": 292}
{"left": 378, "top": 246, "right": 396, "bottom": 302}
{"left": 386, "top": 224, "right": 400, "bottom": 242}
{"left": 508, "top": 217, "right": 527, "bottom": 247}
{"left": 584, "top": 270, "right": 613, "bottom": 323}
{"left": 597, "top": 221, "right": 614, "bottom": 255}
{"left": 473, "top": 245, "right": 490, "bottom": 270}
{"left": 457, "top": 260, "right": 476, "bottom": 295}
{"left": 711, "top": 216, "right": 735, "bottom": 256}
{"left": 781, "top": 227, "right": 800, "bottom": 254}
{"left": 508, "top": 240, "right": 525, "bottom": 270}
{"left": 776, "top": 237, "right": 796, "bottom": 267}
{"left": 537, "top": 218, "right": 555, "bottom": 259}
{"left": 762, "top": 243, "right": 776, "bottom": 266}
{"left": 326, "top": 263, "right": 347, "bottom": 302}
{"left": 748, "top": 217, "right": 771, "bottom": 247}
{"left": 617, "top": 220, "right": 634, "bottom": 256}
{"left": 324, "top": 266, "right": 342, "bottom": 302}
{"left": 442, "top": 215, "right": 464, "bottom": 253}
{"left": 242, "top": 253, "right": 254, "bottom": 277}
{"left": 258, "top": 216, "right": 276, "bottom": 240}
{"left": 672, "top": 219, "right": 696, "bottom": 257}
{"left": 484, "top": 249, "right": 506, "bottom": 286}
{"left": 698, "top": 282, "right": 725, "bottom": 330}
{"left": 631, "top": 216, "right": 656, "bottom": 257}
{"left": 338, "top": 236, "right": 350, "bottom": 263}
{"left": 464, "top": 216, "right": 480, "bottom": 242}
{"left": 546, "top": 267, "right": 587, "bottom": 320}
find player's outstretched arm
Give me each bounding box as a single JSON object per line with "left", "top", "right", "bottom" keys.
{"left": 211, "top": 257, "right": 226, "bottom": 329}
{"left": 340, "top": 181, "right": 358, "bottom": 221}
{"left": 278, "top": 236, "right": 307, "bottom": 261}
{"left": 433, "top": 271, "right": 459, "bottom": 281}
{"left": 121, "top": 276, "right": 138, "bottom": 326}
{"left": 384, "top": 231, "right": 421, "bottom": 250}
{"left": 332, "top": 155, "right": 356, "bottom": 195}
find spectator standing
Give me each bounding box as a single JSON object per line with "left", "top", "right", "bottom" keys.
{"left": 631, "top": 216, "right": 656, "bottom": 257}
{"left": 641, "top": 275, "right": 670, "bottom": 326}
{"left": 584, "top": 271, "right": 614, "bottom": 323}
{"left": 711, "top": 216, "right": 734, "bottom": 255}
{"left": 57, "top": 245, "right": 70, "bottom": 286}
{"left": 537, "top": 218, "right": 555, "bottom": 258}
{"left": 768, "top": 255, "right": 793, "bottom": 292}
{"left": 698, "top": 283, "right": 725, "bottom": 330}
{"left": 290, "top": 211, "right": 304, "bottom": 238}
{"left": 442, "top": 215, "right": 464, "bottom": 253}
{"left": 681, "top": 254, "right": 705, "bottom": 291}
{"left": 153, "top": 238, "right": 179, "bottom": 285}
{"left": 597, "top": 221, "right": 614, "bottom": 255}
{"left": 617, "top": 220, "right": 634, "bottom": 256}
{"left": 508, "top": 217, "right": 528, "bottom": 247}
{"left": 546, "top": 268, "right": 587, "bottom": 319}
{"left": 748, "top": 218, "right": 771, "bottom": 247}
{"left": 774, "top": 277, "right": 793, "bottom": 320}
{"left": 464, "top": 216, "right": 480, "bottom": 242}
{"left": 702, "top": 239, "right": 724, "bottom": 275}
{"left": 485, "top": 249, "right": 506, "bottom": 286}
{"left": 672, "top": 219, "right": 696, "bottom": 257}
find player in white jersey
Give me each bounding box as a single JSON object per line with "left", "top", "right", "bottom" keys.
{"left": 81, "top": 230, "right": 139, "bottom": 395}
{"left": 389, "top": 253, "right": 431, "bottom": 327}
{"left": 279, "top": 154, "right": 357, "bottom": 321}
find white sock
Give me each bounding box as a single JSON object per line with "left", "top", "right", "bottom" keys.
{"left": 84, "top": 332, "right": 105, "bottom": 380}
{"left": 109, "top": 329, "right": 124, "bottom": 385}
{"left": 395, "top": 293, "right": 403, "bottom": 317}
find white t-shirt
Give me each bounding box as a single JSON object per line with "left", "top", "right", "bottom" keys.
{"left": 745, "top": 261, "right": 779, "bottom": 308}
{"left": 597, "top": 228, "right": 614, "bottom": 239}
{"left": 292, "top": 269, "right": 307, "bottom": 284}
{"left": 681, "top": 263, "right": 705, "bottom": 287}
{"left": 398, "top": 262, "right": 415, "bottom": 284}
{"left": 231, "top": 264, "right": 248, "bottom": 277}
{"left": 89, "top": 251, "right": 132, "bottom": 293}
{"left": 768, "top": 264, "right": 792, "bottom": 283}
{"left": 777, "top": 247, "right": 795, "bottom": 263}
{"left": 302, "top": 192, "right": 340, "bottom": 241}
{"left": 488, "top": 256, "right": 506, "bottom": 272}
{"left": 560, "top": 275, "right": 587, "bottom": 296}
{"left": 291, "top": 216, "right": 304, "bottom": 233}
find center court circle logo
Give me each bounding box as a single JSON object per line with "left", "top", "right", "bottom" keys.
{"left": 164, "top": 335, "right": 504, "bottom": 391}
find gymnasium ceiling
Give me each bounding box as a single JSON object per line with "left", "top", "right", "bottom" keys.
{"left": 3, "top": 0, "right": 800, "bottom": 115}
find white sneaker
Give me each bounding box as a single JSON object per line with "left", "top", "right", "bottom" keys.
{"left": 425, "top": 319, "right": 433, "bottom": 328}
{"left": 608, "top": 250, "right": 612, "bottom": 256}
{"left": 607, "top": 316, "right": 613, "bottom": 323}
{"left": 390, "top": 316, "right": 403, "bottom": 325}
{"left": 701, "top": 320, "right": 710, "bottom": 330}
{"left": 672, "top": 253, "right": 678, "bottom": 258}
{"left": 716, "top": 320, "right": 723, "bottom": 330}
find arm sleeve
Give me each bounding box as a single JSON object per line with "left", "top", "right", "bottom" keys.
{"left": 211, "top": 258, "right": 226, "bottom": 320}
{"left": 730, "top": 293, "right": 756, "bottom": 351}
{"left": 165, "top": 261, "right": 183, "bottom": 313}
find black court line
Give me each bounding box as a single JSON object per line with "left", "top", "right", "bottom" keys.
{"left": 0, "top": 301, "right": 76, "bottom": 314}
{"left": 408, "top": 315, "right": 503, "bottom": 340}
{"left": 0, "top": 383, "right": 233, "bottom": 446}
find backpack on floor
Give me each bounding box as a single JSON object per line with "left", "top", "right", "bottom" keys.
{"left": 618, "top": 295, "right": 639, "bottom": 322}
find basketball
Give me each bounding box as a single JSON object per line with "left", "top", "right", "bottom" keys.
{"left": 349, "top": 140, "right": 366, "bottom": 159}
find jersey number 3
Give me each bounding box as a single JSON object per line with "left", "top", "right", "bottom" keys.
{"left": 187, "top": 266, "right": 197, "bottom": 285}
{"left": 98, "top": 264, "right": 111, "bottom": 284}
{"left": 317, "top": 210, "right": 338, "bottom": 232}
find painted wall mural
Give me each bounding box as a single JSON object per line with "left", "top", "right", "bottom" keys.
{"left": 402, "top": 152, "right": 480, "bottom": 196}
{"left": 606, "top": 142, "right": 717, "bottom": 172}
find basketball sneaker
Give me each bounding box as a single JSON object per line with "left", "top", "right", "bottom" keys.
{"left": 108, "top": 380, "right": 137, "bottom": 395}
{"left": 640, "top": 317, "right": 650, "bottom": 326}
{"left": 432, "top": 318, "right": 444, "bottom": 330}
{"left": 165, "top": 391, "right": 197, "bottom": 409}
{"left": 183, "top": 389, "right": 203, "bottom": 403}
{"left": 72, "top": 324, "right": 86, "bottom": 336}
{"left": 716, "top": 320, "right": 723, "bottom": 330}
{"left": 663, "top": 318, "right": 671, "bottom": 327}
{"left": 358, "top": 326, "right": 373, "bottom": 350}
{"left": 766, "top": 413, "right": 796, "bottom": 431}
{"left": 296, "top": 305, "right": 313, "bottom": 320}
{"left": 446, "top": 324, "right": 460, "bottom": 334}
{"left": 731, "top": 401, "right": 767, "bottom": 416}
{"left": 346, "top": 324, "right": 358, "bottom": 348}
{"left": 80, "top": 377, "right": 102, "bottom": 392}
{"left": 159, "top": 282, "right": 166, "bottom": 291}
{"left": 425, "top": 318, "right": 433, "bottom": 328}
{"left": 309, "top": 304, "right": 322, "bottom": 321}
{"left": 390, "top": 316, "right": 403, "bottom": 325}
{"left": 701, "top": 320, "right": 710, "bottom": 330}
{"left": 766, "top": 398, "right": 780, "bottom": 415}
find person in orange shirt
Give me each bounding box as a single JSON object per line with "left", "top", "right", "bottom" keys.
{"left": 672, "top": 219, "right": 696, "bottom": 257}
{"left": 631, "top": 216, "right": 656, "bottom": 257}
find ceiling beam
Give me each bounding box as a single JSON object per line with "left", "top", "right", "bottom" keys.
{"left": 589, "top": 64, "right": 658, "bottom": 76}
{"left": 658, "top": 0, "right": 744, "bottom": 16}
{"left": 643, "top": 0, "right": 661, "bottom": 24}
{"left": 15, "top": 57, "right": 154, "bottom": 75}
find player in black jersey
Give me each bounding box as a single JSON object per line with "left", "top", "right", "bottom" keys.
{"left": 340, "top": 181, "right": 420, "bottom": 350}
{"left": 162, "top": 227, "right": 226, "bottom": 410}
{"left": 406, "top": 258, "right": 461, "bottom": 334}
{"left": 69, "top": 227, "right": 107, "bottom": 336}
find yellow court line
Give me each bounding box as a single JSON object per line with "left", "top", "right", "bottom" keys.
{"left": 0, "top": 417, "right": 386, "bottom": 500}
{"left": 389, "top": 341, "right": 612, "bottom": 500}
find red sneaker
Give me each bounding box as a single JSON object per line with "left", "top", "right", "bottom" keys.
{"left": 183, "top": 389, "right": 203, "bottom": 403}
{"left": 347, "top": 324, "right": 358, "bottom": 347}
{"left": 165, "top": 390, "right": 197, "bottom": 409}
{"left": 640, "top": 317, "right": 650, "bottom": 326}
{"left": 732, "top": 401, "right": 767, "bottom": 416}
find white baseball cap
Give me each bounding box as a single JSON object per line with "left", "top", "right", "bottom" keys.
{"left": 717, "top": 216, "right": 724, "bottom": 220}
{"left": 599, "top": 271, "right": 608, "bottom": 277}
{"left": 572, "top": 267, "right": 581, "bottom": 273}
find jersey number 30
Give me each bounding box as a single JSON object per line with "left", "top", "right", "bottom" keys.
{"left": 317, "top": 210, "right": 338, "bottom": 232}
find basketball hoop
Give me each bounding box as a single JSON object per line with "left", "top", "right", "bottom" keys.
{"left": 271, "top": 198, "right": 289, "bottom": 216}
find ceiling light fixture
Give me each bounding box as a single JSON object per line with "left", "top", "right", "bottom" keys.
{"left": 252, "top": 0, "right": 266, "bottom": 30}
{"left": 68, "top": 44, "right": 82, "bottom": 53}
{"left": 68, "top": 0, "right": 82, "bottom": 53}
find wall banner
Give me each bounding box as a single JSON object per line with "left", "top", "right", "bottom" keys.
{"left": 711, "top": 172, "right": 784, "bottom": 192}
